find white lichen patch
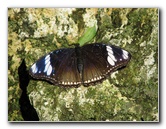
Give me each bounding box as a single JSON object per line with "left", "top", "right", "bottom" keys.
{"left": 29, "top": 91, "right": 42, "bottom": 108}
{"left": 83, "top": 8, "right": 98, "bottom": 28}
{"left": 57, "top": 88, "right": 75, "bottom": 112}
{"left": 119, "top": 8, "right": 132, "bottom": 27}
{"left": 27, "top": 8, "right": 78, "bottom": 41}
{"left": 152, "top": 107, "right": 158, "bottom": 121}
{"left": 144, "top": 51, "right": 155, "bottom": 66}
{"left": 140, "top": 41, "right": 146, "bottom": 47}
{"left": 76, "top": 86, "right": 88, "bottom": 105}
{"left": 34, "top": 21, "right": 50, "bottom": 38}
{"left": 24, "top": 40, "right": 32, "bottom": 53}
{"left": 54, "top": 8, "right": 78, "bottom": 39}
{"left": 116, "top": 92, "right": 128, "bottom": 101}
{"left": 147, "top": 66, "right": 157, "bottom": 79}
{"left": 19, "top": 32, "right": 29, "bottom": 39}
{"left": 110, "top": 71, "right": 119, "bottom": 84}
{"left": 142, "top": 51, "right": 157, "bottom": 80}
{"left": 11, "top": 55, "right": 21, "bottom": 71}
{"left": 122, "top": 36, "right": 133, "bottom": 46}
{"left": 13, "top": 8, "right": 20, "bottom": 13}
{"left": 62, "top": 89, "right": 75, "bottom": 108}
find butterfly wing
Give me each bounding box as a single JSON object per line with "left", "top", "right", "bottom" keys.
{"left": 29, "top": 48, "right": 82, "bottom": 87}
{"left": 81, "top": 43, "right": 131, "bottom": 86}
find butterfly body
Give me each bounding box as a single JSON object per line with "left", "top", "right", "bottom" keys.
{"left": 29, "top": 43, "right": 131, "bottom": 87}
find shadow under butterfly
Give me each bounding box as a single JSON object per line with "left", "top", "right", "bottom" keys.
{"left": 29, "top": 43, "right": 131, "bottom": 87}
{"left": 18, "top": 59, "right": 39, "bottom": 121}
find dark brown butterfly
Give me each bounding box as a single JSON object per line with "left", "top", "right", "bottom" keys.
{"left": 29, "top": 43, "right": 131, "bottom": 87}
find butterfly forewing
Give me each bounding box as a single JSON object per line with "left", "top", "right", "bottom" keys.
{"left": 29, "top": 48, "right": 82, "bottom": 87}
{"left": 81, "top": 43, "right": 131, "bottom": 86}
{"left": 107, "top": 45, "right": 131, "bottom": 67}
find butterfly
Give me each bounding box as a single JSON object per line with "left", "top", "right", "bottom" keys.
{"left": 29, "top": 43, "right": 131, "bottom": 87}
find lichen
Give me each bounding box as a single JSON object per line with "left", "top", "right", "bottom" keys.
{"left": 8, "top": 8, "right": 158, "bottom": 121}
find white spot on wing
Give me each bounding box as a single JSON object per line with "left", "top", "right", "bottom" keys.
{"left": 122, "top": 50, "right": 129, "bottom": 59}
{"left": 31, "top": 63, "right": 38, "bottom": 73}
{"left": 47, "top": 65, "right": 52, "bottom": 75}
{"left": 106, "top": 46, "right": 113, "bottom": 54}
{"left": 106, "top": 45, "right": 117, "bottom": 66}
{"left": 44, "top": 55, "right": 50, "bottom": 65}
{"left": 108, "top": 52, "right": 117, "bottom": 62}
{"left": 107, "top": 56, "right": 115, "bottom": 66}
{"left": 43, "top": 54, "right": 52, "bottom": 74}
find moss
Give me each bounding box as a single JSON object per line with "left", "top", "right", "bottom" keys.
{"left": 70, "top": 8, "right": 86, "bottom": 32}
{"left": 8, "top": 8, "right": 158, "bottom": 121}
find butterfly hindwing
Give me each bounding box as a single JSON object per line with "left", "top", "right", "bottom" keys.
{"left": 50, "top": 48, "right": 81, "bottom": 86}
{"left": 81, "top": 44, "right": 110, "bottom": 85}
